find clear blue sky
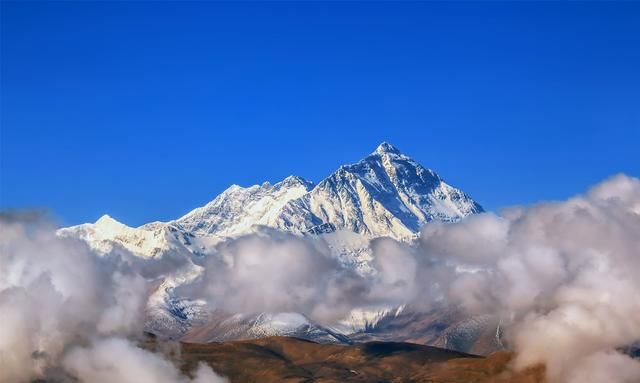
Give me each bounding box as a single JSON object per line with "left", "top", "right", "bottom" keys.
{"left": 1, "top": 1, "right": 639, "bottom": 226}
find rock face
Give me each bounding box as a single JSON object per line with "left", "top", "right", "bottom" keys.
{"left": 59, "top": 142, "right": 490, "bottom": 352}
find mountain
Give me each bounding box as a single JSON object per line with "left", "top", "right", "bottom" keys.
{"left": 62, "top": 142, "right": 482, "bottom": 257}
{"left": 174, "top": 142, "right": 483, "bottom": 241}
{"left": 59, "top": 142, "right": 488, "bottom": 350}
{"left": 270, "top": 142, "right": 482, "bottom": 239}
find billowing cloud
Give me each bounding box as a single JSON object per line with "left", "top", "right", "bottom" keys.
{"left": 62, "top": 337, "right": 226, "bottom": 383}
{"left": 418, "top": 174, "right": 640, "bottom": 382}
{"left": 0, "top": 214, "right": 225, "bottom": 383}
{"left": 185, "top": 233, "right": 371, "bottom": 324}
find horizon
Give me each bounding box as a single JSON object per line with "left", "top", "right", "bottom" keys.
{"left": 2, "top": 1, "right": 639, "bottom": 226}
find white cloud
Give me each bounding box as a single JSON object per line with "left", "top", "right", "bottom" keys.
{"left": 62, "top": 337, "right": 227, "bottom": 383}
{"left": 0, "top": 216, "right": 226, "bottom": 383}
{"left": 418, "top": 174, "right": 640, "bottom": 382}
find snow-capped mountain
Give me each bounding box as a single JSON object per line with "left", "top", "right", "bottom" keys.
{"left": 65, "top": 142, "right": 482, "bottom": 257}
{"left": 174, "top": 142, "right": 482, "bottom": 241}
{"left": 60, "top": 142, "right": 483, "bottom": 265}
{"left": 270, "top": 142, "right": 482, "bottom": 239}
{"left": 59, "top": 142, "right": 486, "bottom": 348}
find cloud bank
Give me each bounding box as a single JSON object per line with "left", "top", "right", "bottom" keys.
{"left": 62, "top": 337, "right": 221, "bottom": 383}
{"left": 0, "top": 216, "right": 226, "bottom": 383}
{"left": 419, "top": 174, "right": 640, "bottom": 382}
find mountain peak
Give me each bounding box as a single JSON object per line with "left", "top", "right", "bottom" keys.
{"left": 283, "top": 175, "right": 304, "bottom": 182}
{"left": 94, "top": 214, "right": 130, "bottom": 236}
{"left": 282, "top": 175, "right": 307, "bottom": 184}
{"left": 95, "top": 214, "right": 119, "bottom": 226}
{"left": 373, "top": 142, "right": 402, "bottom": 155}
{"left": 280, "top": 175, "right": 314, "bottom": 188}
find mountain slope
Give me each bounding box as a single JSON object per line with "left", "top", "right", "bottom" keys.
{"left": 170, "top": 337, "right": 543, "bottom": 383}
{"left": 182, "top": 311, "right": 352, "bottom": 345}
{"left": 61, "top": 142, "right": 482, "bottom": 250}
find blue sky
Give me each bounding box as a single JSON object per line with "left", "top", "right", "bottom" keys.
{"left": 1, "top": 1, "right": 639, "bottom": 226}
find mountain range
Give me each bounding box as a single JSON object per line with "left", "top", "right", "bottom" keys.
{"left": 59, "top": 143, "right": 493, "bottom": 352}
{"left": 61, "top": 142, "right": 482, "bottom": 252}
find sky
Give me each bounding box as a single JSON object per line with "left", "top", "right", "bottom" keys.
{"left": 1, "top": 1, "right": 639, "bottom": 226}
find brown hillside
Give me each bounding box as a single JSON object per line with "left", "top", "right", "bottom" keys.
{"left": 171, "top": 336, "right": 545, "bottom": 383}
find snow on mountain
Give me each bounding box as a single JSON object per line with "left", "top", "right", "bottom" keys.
{"left": 348, "top": 306, "right": 503, "bottom": 355}
{"left": 62, "top": 142, "right": 482, "bottom": 255}
{"left": 332, "top": 305, "right": 406, "bottom": 334}
{"left": 182, "top": 311, "right": 352, "bottom": 344}
{"left": 174, "top": 175, "right": 314, "bottom": 237}
{"left": 173, "top": 142, "right": 483, "bottom": 241}
{"left": 58, "top": 214, "right": 218, "bottom": 258}
{"left": 272, "top": 142, "right": 483, "bottom": 240}
{"left": 58, "top": 214, "right": 168, "bottom": 258}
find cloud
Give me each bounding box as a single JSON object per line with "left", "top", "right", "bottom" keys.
{"left": 62, "top": 337, "right": 227, "bottom": 383}
{"left": 184, "top": 233, "right": 371, "bottom": 324}
{"left": 417, "top": 174, "right": 640, "bottom": 382}
{"left": 368, "top": 237, "right": 419, "bottom": 304}
{"left": 565, "top": 351, "right": 640, "bottom": 383}
{"left": 0, "top": 214, "right": 225, "bottom": 383}
{"left": 183, "top": 231, "right": 445, "bottom": 326}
